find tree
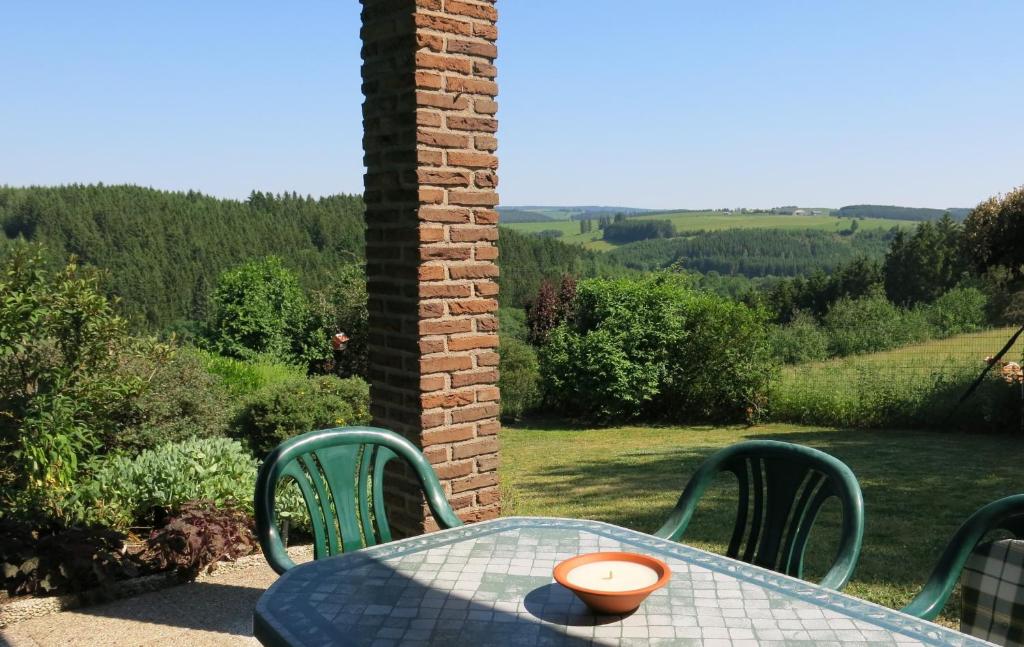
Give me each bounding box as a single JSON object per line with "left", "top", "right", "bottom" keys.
{"left": 962, "top": 186, "right": 1024, "bottom": 276}
{"left": 884, "top": 215, "right": 965, "bottom": 305}
{"left": 525, "top": 274, "right": 577, "bottom": 346}
{"left": 205, "top": 257, "right": 325, "bottom": 367}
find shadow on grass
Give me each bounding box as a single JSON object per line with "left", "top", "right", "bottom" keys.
{"left": 511, "top": 425, "right": 1024, "bottom": 596}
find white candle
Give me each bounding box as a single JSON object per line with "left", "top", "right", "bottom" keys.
{"left": 565, "top": 560, "right": 660, "bottom": 592}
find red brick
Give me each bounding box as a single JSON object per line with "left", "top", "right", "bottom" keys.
{"left": 451, "top": 368, "right": 498, "bottom": 387}
{"left": 417, "top": 32, "right": 444, "bottom": 52}
{"left": 414, "top": 13, "right": 473, "bottom": 36}
{"left": 477, "top": 351, "right": 500, "bottom": 367}
{"left": 445, "top": 37, "right": 498, "bottom": 59}
{"left": 475, "top": 135, "right": 498, "bottom": 151}
{"left": 446, "top": 77, "right": 498, "bottom": 96}
{"left": 447, "top": 116, "right": 498, "bottom": 133}
{"left": 420, "top": 283, "right": 472, "bottom": 298}
{"left": 448, "top": 151, "right": 498, "bottom": 169}
{"left": 448, "top": 298, "right": 498, "bottom": 315}
{"left": 433, "top": 460, "right": 475, "bottom": 480}
{"left": 473, "top": 23, "right": 498, "bottom": 41}
{"left": 419, "top": 226, "right": 445, "bottom": 242}
{"left": 448, "top": 335, "right": 499, "bottom": 352}
{"left": 476, "top": 386, "right": 500, "bottom": 402}
{"left": 421, "top": 356, "right": 473, "bottom": 373}
{"left": 415, "top": 71, "right": 443, "bottom": 90}
{"left": 423, "top": 445, "right": 449, "bottom": 464}
{"left": 475, "top": 209, "right": 500, "bottom": 224}
{"left": 450, "top": 226, "right": 499, "bottom": 242}
{"left": 422, "top": 424, "right": 476, "bottom": 446}
{"left": 420, "top": 319, "right": 473, "bottom": 335}
{"left": 477, "top": 420, "right": 500, "bottom": 436}
{"left": 416, "top": 110, "right": 443, "bottom": 127}
{"left": 416, "top": 91, "right": 470, "bottom": 111}
{"left": 419, "top": 265, "right": 446, "bottom": 281}
{"left": 416, "top": 51, "right": 472, "bottom": 74}
{"left": 475, "top": 98, "right": 498, "bottom": 115}
{"left": 475, "top": 281, "right": 499, "bottom": 297}
{"left": 421, "top": 375, "right": 447, "bottom": 392}
{"left": 446, "top": 0, "right": 498, "bottom": 21}
{"left": 474, "top": 61, "right": 497, "bottom": 79}
{"left": 451, "top": 470, "right": 499, "bottom": 491}
{"left": 421, "top": 410, "right": 446, "bottom": 429}
{"left": 449, "top": 263, "right": 499, "bottom": 279}
{"left": 418, "top": 130, "right": 470, "bottom": 149}
{"left": 449, "top": 190, "right": 499, "bottom": 207}
{"left": 451, "top": 403, "right": 499, "bottom": 425}
{"left": 419, "top": 302, "right": 445, "bottom": 318}
{"left": 418, "top": 169, "right": 470, "bottom": 186}
{"left": 477, "top": 487, "right": 501, "bottom": 506}
{"left": 420, "top": 206, "right": 472, "bottom": 223}
{"left": 421, "top": 246, "right": 472, "bottom": 261}
{"left": 476, "top": 314, "right": 498, "bottom": 331}
{"left": 477, "top": 453, "right": 499, "bottom": 472}
{"left": 419, "top": 186, "right": 444, "bottom": 203}
{"left": 475, "top": 170, "right": 498, "bottom": 188}
{"left": 419, "top": 338, "right": 445, "bottom": 354}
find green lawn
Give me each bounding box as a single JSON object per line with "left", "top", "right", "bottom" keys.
{"left": 504, "top": 211, "right": 912, "bottom": 250}
{"left": 499, "top": 422, "right": 1024, "bottom": 623}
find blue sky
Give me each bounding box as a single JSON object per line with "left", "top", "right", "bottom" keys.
{"left": 1, "top": 1, "right": 1021, "bottom": 209}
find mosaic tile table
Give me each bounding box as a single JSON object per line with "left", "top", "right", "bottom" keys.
{"left": 254, "top": 517, "right": 993, "bottom": 647}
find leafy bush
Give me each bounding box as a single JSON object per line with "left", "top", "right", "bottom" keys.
{"left": 205, "top": 257, "right": 325, "bottom": 367}
{"left": 0, "top": 247, "right": 137, "bottom": 502}
{"left": 539, "top": 274, "right": 775, "bottom": 424}
{"left": 234, "top": 375, "right": 370, "bottom": 458}
{"left": 68, "top": 437, "right": 263, "bottom": 529}
{"left": 108, "top": 343, "right": 233, "bottom": 453}
{"left": 823, "top": 291, "right": 934, "bottom": 357}
{"left": 191, "top": 348, "right": 305, "bottom": 399}
{"left": 498, "top": 338, "right": 542, "bottom": 420}
{"left": 308, "top": 263, "right": 369, "bottom": 378}
{"left": 769, "top": 311, "right": 830, "bottom": 364}
{"left": 144, "top": 500, "right": 258, "bottom": 579}
{"left": 923, "top": 287, "right": 988, "bottom": 337}
{"left": 0, "top": 519, "right": 142, "bottom": 596}
{"left": 498, "top": 307, "right": 528, "bottom": 342}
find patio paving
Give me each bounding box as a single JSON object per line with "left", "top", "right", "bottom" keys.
{"left": 0, "top": 548, "right": 312, "bottom": 647}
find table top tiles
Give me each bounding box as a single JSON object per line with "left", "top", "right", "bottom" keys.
{"left": 255, "top": 517, "right": 993, "bottom": 647}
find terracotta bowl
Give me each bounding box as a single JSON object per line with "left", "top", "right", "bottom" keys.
{"left": 552, "top": 552, "right": 671, "bottom": 615}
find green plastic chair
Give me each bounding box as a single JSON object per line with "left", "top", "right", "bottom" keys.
{"left": 653, "top": 440, "right": 865, "bottom": 590}
{"left": 901, "top": 494, "right": 1024, "bottom": 621}
{"left": 254, "top": 426, "right": 463, "bottom": 574}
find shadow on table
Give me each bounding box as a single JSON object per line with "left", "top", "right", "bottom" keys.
{"left": 256, "top": 553, "right": 609, "bottom": 646}
{"left": 523, "top": 583, "right": 631, "bottom": 626}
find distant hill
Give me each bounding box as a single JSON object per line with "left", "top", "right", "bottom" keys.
{"left": 498, "top": 205, "right": 654, "bottom": 222}
{"left": 0, "top": 184, "right": 631, "bottom": 329}
{"left": 836, "top": 205, "right": 972, "bottom": 221}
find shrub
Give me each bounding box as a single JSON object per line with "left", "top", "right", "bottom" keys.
{"left": 539, "top": 274, "right": 774, "bottom": 424}
{"left": 234, "top": 375, "right": 371, "bottom": 458}
{"left": 143, "top": 500, "right": 258, "bottom": 579}
{"left": 205, "top": 257, "right": 325, "bottom": 367}
{"left": 0, "top": 519, "right": 142, "bottom": 596}
{"left": 308, "top": 263, "right": 369, "bottom": 378}
{"left": 769, "top": 311, "right": 830, "bottom": 364}
{"left": 108, "top": 343, "right": 233, "bottom": 453}
{"left": 498, "top": 307, "right": 528, "bottom": 342}
{"left": 823, "top": 291, "right": 934, "bottom": 357}
{"left": 68, "top": 437, "right": 263, "bottom": 529}
{"left": 0, "top": 247, "right": 135, "bottom": 502}
{"left": 498, "top": 338, "right": 542, "bottom": 420}
{"left": 923, "top": 287, "right": 989, "bottom": 337}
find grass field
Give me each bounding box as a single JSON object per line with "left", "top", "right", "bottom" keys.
{"left": 772, "top": 327, "right": 1024, "bottom": 429}
{"left": 500, "top": 422, "right": 1024, "bottom": 624}
{"left": 504, "top": 211, "right": 913, "bottom": 250}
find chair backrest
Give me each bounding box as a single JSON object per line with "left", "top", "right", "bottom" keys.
{"left": 653, "top": 440, "right": 865, "bottom": 590}
{"left": 901, "top": 494, "right": 1024, "bottom": 621}
{"left": 254, "top": 426, "right": 463, "bottom": 574}
{"left": 960, "top": 539, "right": 1024, "bottom": 645}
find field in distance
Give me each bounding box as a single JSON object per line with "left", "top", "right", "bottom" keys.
{"left": 504, "top": 210, "right": 913, "bottom": 251}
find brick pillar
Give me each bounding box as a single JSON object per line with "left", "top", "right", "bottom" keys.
{"left": 360, "top": 0, "right": 500, "bottom": 537}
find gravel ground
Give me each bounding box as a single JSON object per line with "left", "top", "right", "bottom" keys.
{"left": 0, "top": 547, "right": 312, "bottom": 647}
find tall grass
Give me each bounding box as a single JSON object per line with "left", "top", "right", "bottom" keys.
{"left": 186, "top": 348, "right": 306, "bottom": 398}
